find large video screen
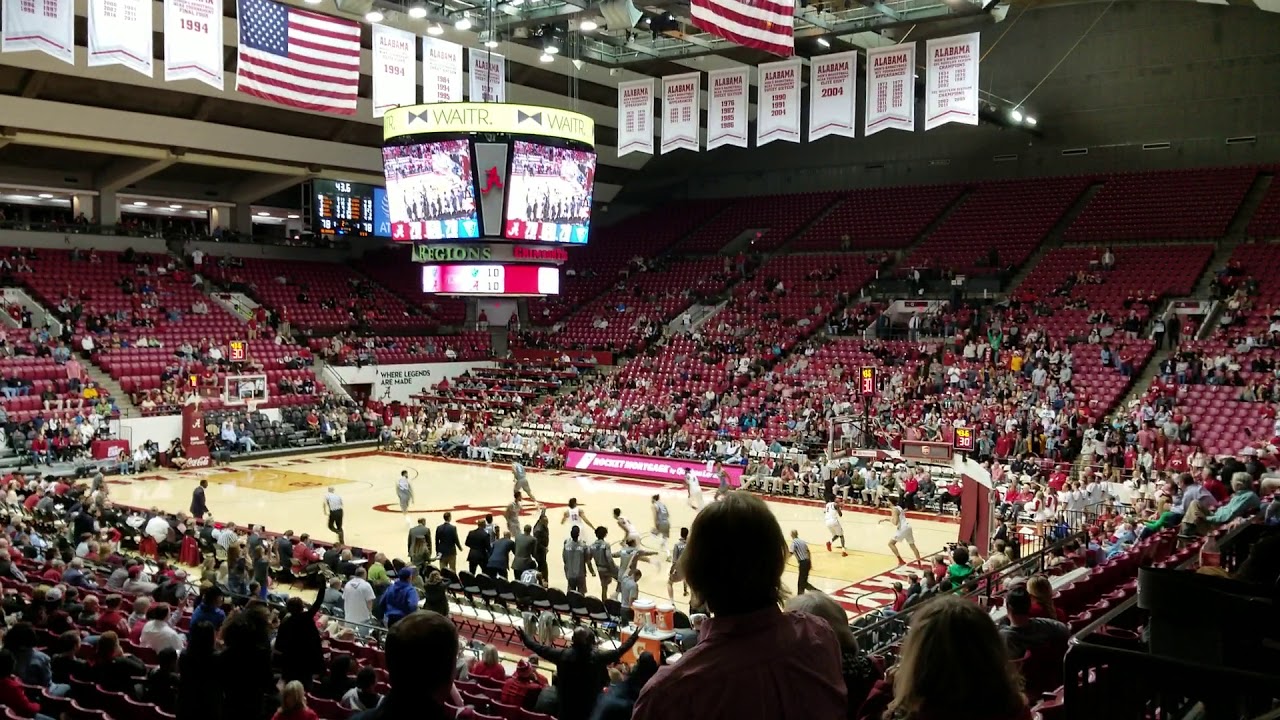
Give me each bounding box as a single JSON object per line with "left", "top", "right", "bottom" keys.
{"left": 383, "top": 140, "right": 480, "bottom": 241}
{"left": 422, "top": 264, "right": 560, "bottom": 296}
{"left": 503, "top": 141, "right": 595, "bottom": 244}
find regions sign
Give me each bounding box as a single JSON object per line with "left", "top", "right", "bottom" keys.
{"left": 413, "top": 244, "right": 568, "bottom": 264}
{"left": 566, "top": 450, "right": 744, "bottom": 488}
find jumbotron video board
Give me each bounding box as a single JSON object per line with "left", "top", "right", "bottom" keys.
{"left": 381, "top": 103, "right": 596, "bottom": 244}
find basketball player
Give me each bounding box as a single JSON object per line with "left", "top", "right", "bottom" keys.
{"left": 667, "top": 527, "right": 689, "bottom": 600}
{"left": 504, "top": 491, "right": 523, "bottom": 538}
{"left": 713, "top": 462, "right": 732, "bottom": 501}
{"left": 824, "top": 500, "right": 848, "bottom": 556}
{"left": 881, "top": 498, "right": 923, "bottom": 567}
{"left": 612, "top": 507, "right": 642, "bottom": 544}
{"left": 395, "top": 470, "right": 415, "bottom": 524}
{"left": 684, "top": 468, "right": 704, "bottom": 512}
{"left": 586, "top": 526, "right": 620, "bottom": 600}
{"left": 560, "top": 497, "right": 595, "bottom": 532}
{"left": 512, "top": 461, "right": 538, "bottom": 503}
{"left": 650, "top": 495, "right": 671, "bottom": 552}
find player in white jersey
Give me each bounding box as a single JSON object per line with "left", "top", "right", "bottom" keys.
{"left": 684, "top": 469, "right": 705, "bottom": 511}
{"left": 824, "top": 501, "right": 847, "bottom": 556}
{"left": 612, "top": 507, "right": 641, "bottom": 543}
{"left": 880, "top": 498, "right": 922, "bottom": 567}
{"left": 559, "top": 497, "right": 595, "bottom": 533}
{"left": 395, "top": 470, "right": 415, "bottom": 525}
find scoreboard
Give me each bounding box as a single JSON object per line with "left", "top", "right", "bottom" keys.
{"left": 422, "top": 264, "right": 560, "bottom": 296}
{"left": 953, "top": 425, "right": 975, "bottom": 453}
{"left": 860, "top": 367, "right": 877, "bottom": 397}
{"left": 311, "top": 180, "right": 375, "bottom": 237}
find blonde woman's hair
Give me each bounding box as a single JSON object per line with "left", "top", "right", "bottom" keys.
{"left": 1026, "top": 575, "right": 1055, "bottom": 616}
{"left": 889, "top": 595, "right": 1025, "bottom": 720}
{"left": 480, "top": 644, "right": 500, "bottom": 666}
{"left": 280, "top": 680, "right": 307, "bottom": 712}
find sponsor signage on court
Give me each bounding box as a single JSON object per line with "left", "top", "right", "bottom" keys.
{"left": 566, "top": 450, "right": 744, "bottom": 488}
{"left": 413, "top": 244, "right": 569, "bottom": 265}
{"left": 384, "top": 102, "right": 595, "bottom": 146}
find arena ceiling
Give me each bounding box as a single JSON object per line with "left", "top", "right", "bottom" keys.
{"left": 0, "top": 0, "right": 1275, "bottom": 210}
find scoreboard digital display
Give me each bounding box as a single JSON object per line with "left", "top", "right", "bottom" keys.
{"left": 312, "top": 180, "right": 375, "bottom": 237}
{"left": 860, "top": 367, "right": 877, "bottom": 397}
{"left": 953, "top": 425, "right": 975, "bottom": 453}
{"left": 422, "top": 264, "right": 560, "bottom": 296}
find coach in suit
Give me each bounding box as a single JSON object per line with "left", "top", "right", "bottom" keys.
{"left": 435, "top": 513, "right": 462, "bottom": 572}
{"left": 464, "top": 520, "right": 491, "bottom": 576}
{"left": 513, "top": 524, "right": 539, "bottom": 578}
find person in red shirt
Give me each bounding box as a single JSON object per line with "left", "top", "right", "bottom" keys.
{"left": 1199, "top": 470, "right": 1230, "bottom": 504}
{"left": 292, "top": 534, "right": 319, "bottom": 567}
{"left": 272, "top": 681, "right": 319, "bottom": 720}
{"left": 23, "top": 491, "right": 42, "bottom": 511}
{"left": 97, "top": 594, "right": 129, "bottom": 635}
{"left": 1026, "top": 575, "right": 1067, "bottom": 623}
{"left": 499, "top": 659, "right": 546, "bottom": 710}
{"left": 30, "top": 434, "right": 49, "bottom": 465}
{"left": 0, "top": 647, "right": 43, "bottom": 718}
{"left": 468, "top": 645, "right": 507, "bottom": 681}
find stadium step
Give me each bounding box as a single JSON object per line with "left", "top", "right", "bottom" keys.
{"left": 1005, "top": 182, "right": 1105, "bottom": 293}
{"left": 1227, "top": 170, "right": 1273, "bottom": 238}
{"left": 82, "top": 361, "right": 134, "bottom": 415}
{"left": 1193, "top": 237, "right": 1241, "bottom": 297}
{"left": 312, "top": 358, "right": 354, "bottom": 402}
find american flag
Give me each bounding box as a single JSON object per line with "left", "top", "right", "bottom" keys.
{"left": 236, "top": 0, "right": 361, "bottom": 116}
{"left": 690, "top": 0, "right": 794, "bottom": 57}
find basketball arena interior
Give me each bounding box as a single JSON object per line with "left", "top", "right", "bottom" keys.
{"left": 0, "top": 0, "right": 1276, "bottom": 718}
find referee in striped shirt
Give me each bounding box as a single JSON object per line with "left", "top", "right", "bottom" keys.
{"left": 790, "top": 529, "right": 818, "bottom": 595}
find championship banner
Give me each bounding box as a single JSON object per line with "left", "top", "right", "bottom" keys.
{"left": 371, "top": 24, "right": 415, "bottom": 118}
{"left": 88, "top": 0, "right": 153, "bottom": 75}
{"left": 422, "top": 37, "right": 463, "bottom": 103}
{"left": 756, "top": 59, "right": 801, "bottom": 146}
{"left": 616, "top": 79, "right": 654, "bottom": 156}
{"left": 2, "top": 0, "right": 75, "bottom": 64}
{"left": 808, "top": 50, "right": 856, "bottom": 142}
{"left": 164, "top": 0, "right": 224, "bottom": 89}
{"left": 706, "top": 67, "right": 748, "bottom": 150}
{"left": 865, "top": 43, "right": 915, "bottom": 136}
{"left": 925, "top": 32, "right": 980, "bottom": 130}
{"left": 469, "top": 49, "right": 505, "bottom": 102}
{"left": 661, "top": 72, "right": 700, "bottom": 154}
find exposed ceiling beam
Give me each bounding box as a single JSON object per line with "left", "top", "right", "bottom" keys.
{"left": 95, "top": 153, "right": 183, "bottom": 192}
{"left": 20, "top": 71, "right": 48, "bottom": 99}
{"left": 228, "top": 170, "right": 315, "bottom": 204}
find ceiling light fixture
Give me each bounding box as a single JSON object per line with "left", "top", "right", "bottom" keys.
{"left": 1025, "top": 116, "right": 1038, "bottom": 126}
{"left": 169, "top": 204, "right": 183, "bottom": 209}
{"left": 287, "top": 214, "right": 300, "bottom": 219}
{"left": 485, "top": 39, "right": 499, "bottom": 48}
{"left": 1009, "top": 108, "right": 1024, "bottom": 123}
{"left": 816, "top": 37, "right": 829, "bottom": 47}
{"left": 427, "top": 23, "right": 443, "bottom": 35}
{"left": 539, "top": 52, "right": 553, "bottom": 63}
{"left": 133, "top": 201, "right": 147, "bottom": 206}
{"left": 37, "top": 193, "right": 54, "bottom": 199}
{"left": 365, "top": 9, "right": 383, "bottom": 22}
{"left": 544, "top": 43, "right": 559, "bottom": 54}
{"left": 454, "top": 15, "right": 471, "bottom": 30}
{"left": 256, "top": 212, "right": 270, "bottom": 217}
{"left": 303, "top": 0, "right": 321, "bottom": 5}
{"left": 407, "top": 2, "right": 427, "bottom": 18}
{"left": 579, "top": 19, "right": 597, "bottom": 31}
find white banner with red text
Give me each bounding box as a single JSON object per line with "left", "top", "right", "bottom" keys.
{"left": 756, "top": 59, "right": 802, "bottom": 146}
{"left": 661, "top": 72, "right": 700, "bottom": 153}
{"left": 808, "top": 51, "right": 856, "bottom": 142}
{"left": 706, "top": 67, "right": 748, "bottom": 150}
{"left": 2, "top": 0, "right": 75, "bottom": 64}
{"left": 88, "top": 0, "right": 152, "bottom": 75}
{"left": 163, "top": 0, "right": 223, "bottom": 88}
{"left": 422, "top": 37, "right": 463, "bottom": 103}
{"left": 925, "top": 32, "right": 980, "bottom": 130}
{"left": 371, "top": 24, "right": 416, "bottom": 117}
{"left": 616, "top": 78, "right": 654, "bottom": 156}
{"left": 865, "top": 43, "right": 915, "bottom": 136}
{"left": 468, "top": 49, "right": 505, "bottom": 102}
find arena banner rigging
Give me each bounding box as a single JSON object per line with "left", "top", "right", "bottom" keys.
{"left": 616, "top": 78, "right": 655, "bottom": 157}
{"left": 372, "top": 24, "right": 416, "bottom": 118}
{"left": 383, "top": 102, "right": 595, "bottom": 147}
